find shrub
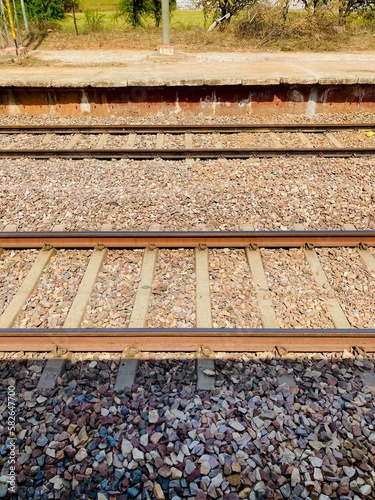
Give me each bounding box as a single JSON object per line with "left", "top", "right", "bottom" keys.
{"left": 84, "top": 9, "right": 105, "bottom": 32}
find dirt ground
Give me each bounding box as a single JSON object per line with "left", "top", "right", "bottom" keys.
{"left": 20, "top": 25, "right": 375, "bottom": 53}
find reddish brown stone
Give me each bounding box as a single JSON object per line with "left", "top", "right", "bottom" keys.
{"left": 98, "top": 463, "right": 109, "bottom": 476}
{"left": 45, "top": 468, "right": 57, "bottom": 480}
{"left": 358, "top": 462, "right": 371, "bottom": 472}
{"left": 196, "top": 492, "right": 207, "bottom": 500}
{"left": 64, "top": 446, "right": 76, "bottom": 459}
{"left": 75, "top": 474, "right": 90, "bottom": 481}
{"left": 158, "top": 465, "right": 171, "bottom": 478}
{"left": 352, "top": 425, "right": 362, "bottom": 437}
{"left": 98, "top": 384, "right": 109, "bottom": 394}
{"left": 17, "top": 473, "right": 27, "bottom": 484}
{"left": 186, "top": 468, "right": 201, "bottom": 483}
{"left": 77, "top": 415, "right": 88, "bottom": 427}
{"left": 227, "top": 474, "right": 241, "bottom": 486}
{"left": 327, "top": 376, "right": 338, "bottom": 386}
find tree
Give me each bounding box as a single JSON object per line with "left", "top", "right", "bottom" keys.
{"left": 148, "top": 0, "right": 176, "bottom": 27}
{"left": 336, "top": 0, "right": 375, "bottom": 23}
{"left": 117, "top": 0, "right": 176, "bottom": 27}
{"left": 117, "top": 0, "right": 149, "bottom": 26}
{"left": 63, "top": 0, "right": 80, "bottom": 11}
{"left": 25, "top": 0, "right": 66, "bottom": 21}
{"left": 300, "top": 0, "right": 330, "bottom": 15}
{"left": 194, "top": 0, "right": 257, "bottom": 24}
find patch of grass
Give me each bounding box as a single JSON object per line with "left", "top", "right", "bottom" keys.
{"left": 171, "top": 9, "right": 205, "bottom": 28}
{"left": 83, "top": 9, "right": 106, "bottom": 32}
{"left": 59, "top": 8, "right": 204, "bottom": 32}
{"left": 59, "top": 11, "right": 123, "bottom": 32}
{"left": 80, "top": 0, "right": 120, "bottom": 11}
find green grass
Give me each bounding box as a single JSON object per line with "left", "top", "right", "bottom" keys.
{"left": 80, "top": 0, "right": 120, "bottom": 11}
{"left": 79, "top": 0, "right": 206, "bottom": 24}
{"left": 171, "top": 10, "right": 205, "bottom": 28}
{"left": 58, "top": 12, "right": 113, "bottom": 32}
{"left": 59, "top": 8, "right": 205, "bottom": 33}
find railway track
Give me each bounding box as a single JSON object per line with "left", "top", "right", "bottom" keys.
{"left": 1, "top": 227, "right": 374, "bottom": 391}
{"left": 1, "top": 123, "right": 375, "bottom": 158}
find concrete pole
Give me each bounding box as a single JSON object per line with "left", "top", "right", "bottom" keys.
{"left": 0, "top": 0, "right": 11, "bottom": 45}
{"left": 19, "top": 0, "right": 29, "bottom": 33}
{"left": 4, "top": 0, "right": 18, "bottom": 54}
{"left": 161, "top": 0, "right": 170, "bottom": 45}
{"left": 0, "top": 24, "right": 5, "bottom": 48}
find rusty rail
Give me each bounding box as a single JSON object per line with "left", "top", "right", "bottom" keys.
{"left": 0, "top": 147, "right": 374, "bottom": 159}
{"left": 0, "top": 124, "right": 375, "bottom": 134}
{"left": 1, "top": 123, "right": 375, "bottom": 158}
{"left": 1, "top": 230, "right": 374, "bottom": 354}
{"left": 1, "top": 230, "right": 375, "bottom": 249}
{"left": 0, "top": 328, "right": 374, "bottom": 352}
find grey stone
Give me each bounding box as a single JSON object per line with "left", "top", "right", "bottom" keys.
{"left": 149, "top": 410, "right": 159, "bottom": 424}
{"left": 0, "top": 484, "right": 7, "bottom": 499}
{"left": 36, "top": 435, "right": 49, "bottom": 447}
{"left": 75, "top": 449, "right": 88, "bottom": 462}
{"left": 309, "top": 457, "right": 323, "bottom": 468}
{"left": 121, "top": 439, "right": 133, "bottom": 456}
{"left": 360, "top": 485, "right": 372, "bottom": 496}
{"left": 280, "top": 483, "right": 291, "bottom": 499}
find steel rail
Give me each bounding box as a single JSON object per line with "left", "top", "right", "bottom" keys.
{"left": 0, "top": 124, "right": 375, "bottom": 134}
{"left": 1, "top": 230, "right": 374, "bottom": 249}
{"left": 1, "top": 147, "right": 375, "bottom": 159}
{"left": 0, "top": 328, "right": 374, "bottom": 352}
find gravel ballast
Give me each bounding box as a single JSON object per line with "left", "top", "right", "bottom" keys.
{"left": 0, "top": 112, "right": 374, "bottom": 500}
{"left": 0, "top": 247, "right": 372, "bottom": 330}
{"left": 0, "top": 354, "right": 375, "bottom": 499}
{"left": 1, "top": 156, "right": 374, "bottom": 231}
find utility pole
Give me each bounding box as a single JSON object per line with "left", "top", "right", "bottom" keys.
{"left": 162, "top": 0, "right": 169, "bottom": 45}
{"left": 4, "top": 0, "right": 17, "bottom": 54}
{"left": 19, "top": 0, "right": 29, "bottom": 33}
{"left": 0, "top": 0, "right": 11, "bottom": 46}
{"left": 160, "top": 0, "right": 174, "bottom": 55}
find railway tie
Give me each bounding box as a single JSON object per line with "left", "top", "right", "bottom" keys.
{"left": 1, "top": 227, "right": 375, "bottom": 392}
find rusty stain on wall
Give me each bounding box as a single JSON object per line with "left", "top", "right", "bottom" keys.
{"left": 0, "top": 85, "right": 374, "bottom": 117}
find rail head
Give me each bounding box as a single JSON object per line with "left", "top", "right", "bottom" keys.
{"left": 1, "top": 230, "right": 375, "bottom": 249}
{"left": 1, "top": 328, "right": 374, "bottom": 353}
{"left": 0, "top": 123, "right": 374, "bottom": 133}
{"left": 1, "top": 147, "right": 375, "bottom": 159}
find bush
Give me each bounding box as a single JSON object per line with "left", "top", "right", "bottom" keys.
{"left": 84, "top": 9, "right": 105, "bottom": 32}
{"left": 235, "top": 3, "right": 285, "bottom": 42}
{"left": 26, "top": 0, "right": 66, "bottom": 22}
{"left": 116, "top": 0, "right": 176, "bottom": 27}
{"left": 63, "top": 0, "right": 81, "bottom": 12}
{"left": 236, "top": 4, "right": 342, "bottom": 47}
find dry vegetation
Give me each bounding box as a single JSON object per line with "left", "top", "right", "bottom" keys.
{"left": 20, "top": 1, "right": 375, "bottom": 52}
